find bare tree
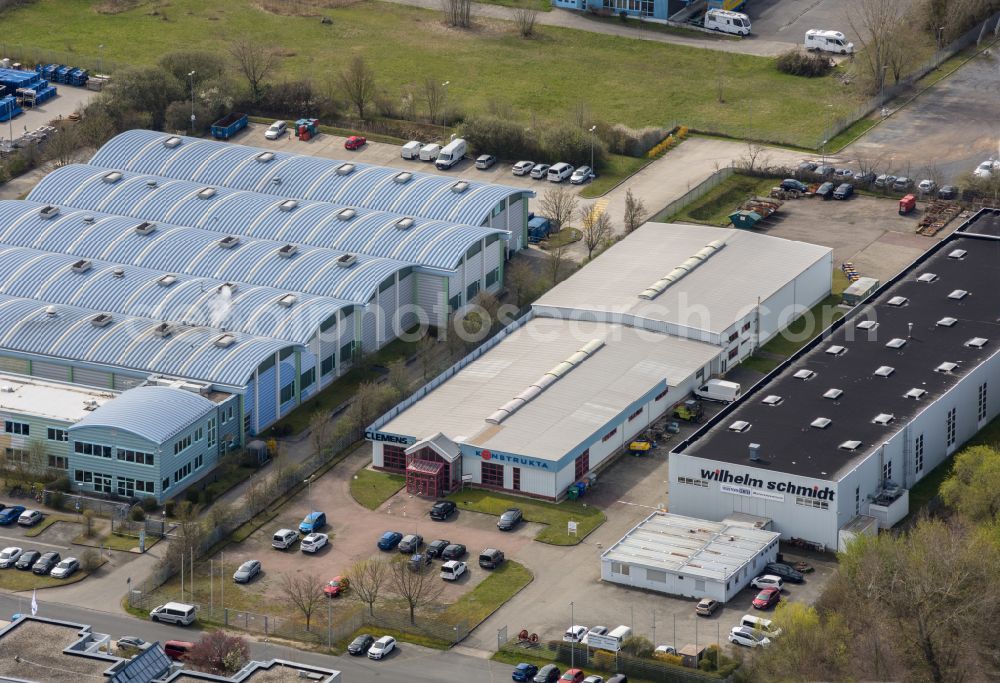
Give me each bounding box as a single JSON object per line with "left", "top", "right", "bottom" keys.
{"left": 505, "top": 257, "right": 542, "bottom": 309}
{"left": 228, "top": 38, "right": 276, "bottom": 104}
{"left": 579, "top": 205, "right": 612, "bottom": 260}
{"left": 848, "top": 0, "right": 913, "bottom": 94}
{"left": 538, "top": 186, "right": 579, "bottom": 233}
{"left": 545, "top": 241, "right": 570, "bottom": 286}
{"left": 623, "top": 188, "right": 647, "bottom": 234}
{"left": 739, "top": 141, "right": 770, "bottom": 172}
{"left": 512, "top": 7, "right": 538, "bottom": 37}
{"left": 386, "top": 358, "right": 411, "bottom": 397}
{"left": 388, "top": 557, "right": 445, "bottom": 624}
{"left": 277, "top": 573, "right": 326, "bottom": 631}
{"left": 339, "top": 55, "right": 377, "bottom": 120}
{"left": 186, "top": 631, "right": 251, "bottom": 676}
{"left": 422, "top": 78, "right": 448, "bottom": 125}
{"left": 442, "top": 0, "right": 472, "bottom": 28}
{"left": 349, "top": 557, "right": 389, "bottom": 616}
{"left": 45, "top": 125, "right": 85, "bottom": 167}
{"left": 308, "top": 411, "right": 331, "bottom": 465}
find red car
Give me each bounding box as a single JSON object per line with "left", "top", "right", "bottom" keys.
{"left": 344, "top": 136, "right": 366, "bottom": 150}
{"left": 560, "top": 669, "right": 585, "bottom": 683}
{"left": 323, "top": 576, "right": 350, "bottom": 597}
{"left": 752, "top": 587, "right": 781, "bottom": 610}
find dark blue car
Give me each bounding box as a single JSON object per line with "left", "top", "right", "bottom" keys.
{"left": 377, "top": 531, "right": 403, "bottom": 551}
{"left": 512, "top": 663, "right": 538, "bottom": 681}
{"left": 0, "top": 506, "right": 25, "bottom": 525}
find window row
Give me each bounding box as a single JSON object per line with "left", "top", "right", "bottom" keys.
{"left": 4, "top": 420, "right": 29, "bottom": 436}
{"left": 118, "top": 448, "right": 154, "bottom": 466}
{"left": 174, "top": 462, "right": 192, "bottom": 484}
{"left": 795, "top": 497, "right": 829, "bottom": 510}
{"left": 173, "top": 435, "right": 192, "bottom": 455}
{"left": 47, "top": 427, "right": 68, "bottom": 442}
{"left": 677, "top": 476, "right": 708, "bottom": 488}
{"left": 75, "top": 441, "right": 112, "bottom": 458}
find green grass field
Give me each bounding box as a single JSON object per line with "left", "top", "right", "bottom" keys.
{"left": 663, "top": 174, "right": 778, "bottom": 226}
{"left": 0, "top": 0, "right": 860, "bottom": 147}
{"left": 580, "top": 154, "right": 649, "bottom": 198}
{"left": 446, "top": 488, "right": 605, "bottom": 544}
{"left": 350, "top": 468, "right": 405, "bottom": 510}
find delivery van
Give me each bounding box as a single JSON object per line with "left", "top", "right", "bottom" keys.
{"left": 419, "top": 143, "right": 441, "bottom": 162}
{"left": 547, "top": 162, "right": 574, "bottom": 183}
{"left": 435, "top": 138, "right": 467, "bottom": 169}
{"left": 401, "top": 140, "right": 422, "bottom": 159}
{"left": 705, "top": 9, "right": 750, "bottom": 36}
{"left": 694, "top": 378, "right": 742, "bottom": 403}
{"left": 149, "top": 602, "right": 197, "bottom": 626}
{"left": 608, "top": 625, "right": 632, "bottom": 646}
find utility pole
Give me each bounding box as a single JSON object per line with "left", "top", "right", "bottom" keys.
{"left": 188, "top": 71, "right": 196, "bottom": 132}
{"left": 588, "top": 125, "right": 596, "bottom": 171}
{"left": 570, "top": 601, "right": 575, "bottom": 668}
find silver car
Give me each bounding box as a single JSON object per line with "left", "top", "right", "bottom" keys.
{"left": 570, "top": 166, "right": 594, "bottom": 184}
{"left": 264, "top": 120, "right": 287, "bottom": 140}
{"left": 529, "top": 163, "right": 551, "bottom": 180}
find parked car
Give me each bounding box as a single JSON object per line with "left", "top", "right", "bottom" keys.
{"left": 696, "top": 597, "right": 721, "bottom": 616}
{"left": 570, "top": 166, "right": 594, "bottom": 184}
{"left": 729, "top": 626, "right": 771, "bottom": 648}
{"left": 546, "top": 162, "right": 574, "bottom": 183}
{"left": 583, "top": 676, "right": 604, "bottom": 683}
{"left": 833, "top": 168, "right": 854, "bottom": 179}
{"left": 408, "top": 552, "right": 432, "bottom": 571}
{"left": 116, "top": 636, "right": 148, "bottom": 651}
{"left": 427, "top": 539, "right": 450, "bottom": 558}
{"left": 15, "top": 550, "right": 40, "bottom": 570}
{"left": 323, "top": 576, "right": 350, "bottom": 597}
{"left": 344, "top": 135, "right": 367, "bottom": 150}
{"left": 750, "top": 574, "right": 784, "bottom": 591}
{"left": 0, "top": 506, "right": 25, "bottom": 525}
{"left": 264, "top": 120, "right": 287, "bottom": 140}
{"left": 441, "top": 560, "right": 467, "bottom": 581}
{"left": 164, "top": 640, "right": 194, "bottom": 661}
{"left": 653, "top": 645, "right": 676, "bottom": 658}
{"left": 833, "top": 183, "right": 854, "bottom": 200}
{"left": 347, "top": 633, "right": 375, "bottom": 655}
{"left": 233, "top": 560, "right": 261, "bottom": 584}
{"left": 533, "top": 664, "right": 561, "bottom": 683}
{"left": 529, "top": 164, "right": 551, "bottom": 180}
{"left": 17, "top": 510, "right": 42, "bottom": 527}
{"left": 763, "top": 562, "right": 805, "bottom": 584}
{"left": 874, "top": 174, "right": 896, "bottom": 188}
{"left": 606, "top": 675, "right": 628, "bottom": 683}
{"left": 938, "top": 185, "right": 959, "bottom": 200}
{"left": 815, "top": 181, "right": 835, "bottom": 199}
{"left": 740, "top": 614, "right": 783, "bottom": 638}
{"left": 797, "top": 161, "right": 818, "bottom": 172}
{"left": 497, "top": 508, "right": 523, "bottom": 531}
{"left": 441, "top": 543, "right": 467, "bottom": 561}
{"left": 512, "top": 161, "right": 535, "bottom": 176}
{"left": 752, "top": 587, "right": 781, "bottom": 610}
{"left": 974, "top": 159, "right": 998, "bottom": 179}
{"left": 917, "top": 179, "right": 937, "bottom": 194}
{"left": 398, "top": 534, "right": 423, "bottom": 554}
{"left": 779, "top": 178, "right": 808, "bottom": 193}
{"left": 367, "top": 635, "right": 396, "bottom": 660}
{"left": 814, "top": 164, "right": 835, "bottom": 176}
{"left": 585, "top": 626, "right": 608, "bottom": 643}
{"left": 430, "top": 501, "right": 457, "bottom": 520}
{"left": 300, "top": 532, "right": 329, "bottom": 553}
{"left": 0, "top": 546, "right": 22, "bottom": 568}
{"left": 513, "top": 663, "right": 540, "bottom": 681}
{"left": 32, "top": 551, "right": 60, "bottom": 575}
{"left": 854, "top": 171, "right": 876, "bottom": 185}
{"left": 563, "top": 625, "right": 588, "bottom": 643}
{"left": 50, "top": 557, "right": 80, "bottom": 579}
{"left": 299, "top": 511, "right": 326, "bottom": 534}
{"left": 475, "top": 154, "right": 497, "bottom": 170}
{"left": 479, "top": 548, "right": 505, "bottom": 569}
{"left": 892, "top": 177, "right": 913, "bottom": 191}
{"left": 271, "top": 528, "right": 298, "bottom": 550}
{"left": 560, "top": 670, "right": 586, "bottom": 683}
{"left": 377, "top": 531, "right": 403, "bottom": 551}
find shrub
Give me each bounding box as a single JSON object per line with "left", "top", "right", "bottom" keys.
{"left": 599, "top": 123, "right": 670, "bottom": 157}
{"left": 80, "top": 548, "right": 101, "bottom": 571}
{"left": 141, "top": 495, "right": 159, "bottom": 512}
{"left": 164, "top": 500, "right": 176, "bottom": 517}
{"left": 460, "top": 115, "right": 540, "bottom": 161}
{"left": 49, "top": 490, "right": 64, "bottom": 511}
{"left": 593, "top": 649, "right": 616, "bottom": 671}
{"left": 541, "top": 124, "right": 607, "bottom": 170}
{"left": 776, "top": 49, "right": 834, "bottom": 77}
{"left": 49, "top": 476, "right": 71, "bottom": 492}
{"left": 130, "top": 506, "right": 146, "bottom": 522}
{"left": 620, "top": 635, "right": 654, "bottom": 658}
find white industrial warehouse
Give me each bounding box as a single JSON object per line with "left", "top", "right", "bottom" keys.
{"left": 671, "top": 209, "right": 1000, "bottom": 552}
{"left": 367, "top": 222, "right": 832, "bottom": 499}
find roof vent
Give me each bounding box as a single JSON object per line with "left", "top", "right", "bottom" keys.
{"left": 905, "top": 388, "right": 927, "bottom": 399}
{"left": 873, "top": 413, "right": 895, "bottom": 425}
{"left": 823, "top": 388, "right": 843, "bottom": 400}
{"left": 917, "top": 272, "right": 938, "bottom": 283}
{"left": 44, "top": 305, "right": 57, "bottom": 317}
{"left": 146, "top": 180, "right": 158, "bottom": 188}
{"left": 336, "top": 253, "right": 357, "bottom": 268}
{"left": 336, "top": 163, "right": 355, "bottom": 176}
{"left": 728, "top": 420, "right": 751, "bottom": 433}
{"left": 395, "top": 217, "right": 415, "bottom": 231}
{"left": 162, "top": 136, "right": 182, "bottom": 149}
{"left": 948, "top": 249, "right": 967, "bottom": 259}
{"left": 886, "top": 338, "right": 907, "bottom": 349}
{"left": 134, "top": 221, "right": 156, "bottom": 235}
{"left": 857, "top": 320, "right": 879, "bottom": 331}
{"left": 197, "top": 187, "right": 217, "bottom": 200}
{"left": 277, "top": 244, "right": 298, "bottom": 258}
{"left": 90, "top": 313, "right": 113, "bottom": 328}
{"left": 874, "top": 365, "right": 895, "bottom": 377}
{"left": 157, "top": 274, "right": 177, "bottom": 287}
{"left": 256, "top": 151, "right": 275, "bottom": 163}
{"left": 214, "top": 333, "right": 236, "bottom": 348}
{"left": 936, "top": 361, "right": 958, "bottom": 373}
{"left": 937, "top": 317, "right": 957, "bottom": 327}
{"left": 394, "top": 171, "right": 413, "bottom": 184}
{"left": 887, "top": 296, "right": 908, "bottom": 307}
{"left": 271, "top": 177, "right": 282, "bottom": 186}
{"left": 452, "top": 180, "right": 470, "bottom": 193}
{"left": 103, "top": 171, "right": 123, "bottom": 184}
{"left": 748, "top": 443, "right": 761, "bottom": 461}
{"left": 279, "top": 199, "right": 298, "bottom": 212}
{"left": 762, "top": 395, "right": 783, "bottom": 406}
{"left": 839, "top": 440, "right": 862, "bottom": 451}
{"left": 218, "top": 281, "right": 238, "bottom": 295}
{"left": 278, "top": 293, "right": 297, "bottom": 308}
{"left": 793, "top": 369, "right": 815, "bottom": 380}
{"left": 153, "top": 322, "right": 172, "bottom": 338}
{"left": 337, "top": 208, "right": 356, "bottom": 221}
{"left": 39, "top": 205, "right": 60, "bottom": 220}
{"left": 82, "top": 215, "right": 95, "bottom": 224}
{"left": 71, "top": 259, "right": 92, "bottom": 273}
{"left": 965, "top": 337, "right": 988, "bottom": 349}
{"left": 83, "top": 399, "right": 99, "bottom": 411}
{"left": 218, "top": 235, "right": 240, "bottom": 249}
{"left": 0, "top": 385, "right": 14, "bottom": 393}
{"left": 811, "top": 417, "right": 832, "bottom": 429}
{"left": 948, "top": 289, "right": 969, "bottom": 300}
{"left": 825, "top": 345, "right": 846, "bottom": 356}
{"left": 111, "top": 267, "right": 125, "bottom": 278}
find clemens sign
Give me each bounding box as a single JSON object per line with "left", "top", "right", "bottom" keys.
{"left": 474, "top": 448, "right": 551, "bottom": 470}
{"left": 365, "top": 430, "right": 415, "bottom": 446}
{"left": 703, "top": 468, "right": 836, "bottom": 501}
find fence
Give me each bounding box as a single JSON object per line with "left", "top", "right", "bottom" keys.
{"left": 653, "top": 166, "right": 735, "bottom": 222}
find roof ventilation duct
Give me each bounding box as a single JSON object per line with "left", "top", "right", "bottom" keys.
{"left": 639, "top": 239, "right": 726, "bottom": 300}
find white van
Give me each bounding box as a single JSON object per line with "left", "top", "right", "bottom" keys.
{"left": 608, "top": 625, "right": 632, "bottom": 646}
{"left": 805, "top": 29, "right": 854, "bottom": 54}
{"left": 740, "top": 614, "right": 783, "bottom": 638}
{"left": 149, "top": 602, "right": 197, "bottom": 626}
{"left": 401, "top": 140, "right": 422, "bottom": 160}
{"left": 435, "top": 138, "right": 467, "bottom": 169}
{"left": 705, "top": 9, "right": 750, "bottom": 36}
{"left": 271, "top": 528, "right": 299, "bottom": 549}
{"left": 694, "top": 378, "right": 742, "bottom": 403}
{"left": 419, "top": 143, "right": 441, "bottom": 162}
{"left": 547, "top": 162, "right": 574, "bottom": 183}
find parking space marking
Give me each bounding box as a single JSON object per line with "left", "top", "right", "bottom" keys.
{"left": 587, "top": 198, "right": 610, "bottom": 222}
{"left": 0, "top": 533, "right": 65, "bottom": 551}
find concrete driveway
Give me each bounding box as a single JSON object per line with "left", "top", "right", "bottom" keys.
{"left": 747, "top": 0, "right": 856, "bottom": 47}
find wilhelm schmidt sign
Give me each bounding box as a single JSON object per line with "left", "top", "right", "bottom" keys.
{"left": 703, "top": 468, "right": 836, "bottom": 501}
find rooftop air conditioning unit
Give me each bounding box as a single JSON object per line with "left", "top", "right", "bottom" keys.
{"left": 277, "top": 244, "right": 298, "bottom": 258}
{"left": 337, "top": 208, "right": 356, "bottom": 221}
{"left": 218, "top": 282, "right": 238, "bottom": 294}
{"left": 146, "top": 180, "right": 158, "bottom": 189}
{"left": 44, "top": 305, "right": 57, "bottom": 317}
{"left": 134, "top": 221, "right": 156, "bottom": 235}
{"left": 394, "top": 171, "right": 413, "bottom": 184}
{"left": 91, "top": 313, "right": 113, "bottom": 328}
{"left": 395, "top": 217, "right": 415, "bottom": 230}
{"left": 83, "top": 399, "right": 99, "bottom": 411}
{"left": 336, "top": 253, "right": 357, "bottom": 268}
{"left": 157, "top": 274, "right": 177, "bottom": 287}
{"left": 103, "top": 171, "right": 123, "bottom": 184}
{"left": 112, "top": 267, "right": 125, "bottom": 278}
{"left": 214, "top": 333, "right": 236, "bottom": 348}
{"left": 71, "top": 259, "right": 92, "bottom": 273}
{"left": 336, "top": 163, "right": 355, "bottom": 176}
{"left": 279, "top": 199, "right": 298, "bottom": 212}
{"left": 82, "top": 215, "right": 95, "bottom": 224}
{"left": 153, "top": 322, "right": 172, "bottom": 338}
{"left": 39, "top": 205, "right": 60, "bottom": 220}
{"left": 451, "top": 181, "right": 469, "bottom": 193}
{"left": 162, "top": 136, "right": 182, "bottom": 148}
{"left": 218, "top": 235, "right": 240, "bottom": 249}
{"left": 256, "top": 151, "right": 275, "bottom": 163}
{"left": 197, "top": 187, "right": 217, "bottom": 200}
{"left": 277, "top": 294, "right": 297, "bottom": 308}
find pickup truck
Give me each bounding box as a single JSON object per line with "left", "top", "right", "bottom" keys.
{"left": 211, "top": 112, "right": 248, "bottom": 140}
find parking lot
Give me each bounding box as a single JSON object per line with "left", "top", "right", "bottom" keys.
{"left": 746, "top": 0, "right": 855, "bottom": 46}
{"left": 0, "top": 85, "right": 95, "bottom": 146}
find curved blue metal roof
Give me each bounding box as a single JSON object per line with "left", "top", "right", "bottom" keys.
{"left": 0, "top": 293, "right": 296, "bottom": 386}
{"left": 89, "top": 130, "right": 532, "bottom": 226}
{"left": 0, "top": 245, "right": 351, "bottom": 345}
{"left": 28, "top": 165, "right": 503, "bottom": 271}
{"left": 0, "top": 196, "right": 406, "bottom": 304}
{"left": 69, "top": 385, "right": 217, "bottom": 443}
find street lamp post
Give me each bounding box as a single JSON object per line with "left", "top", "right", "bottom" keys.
{"left": 880, "top": 65, "right": 890, "bottom": 116}
{"left": 188, "top": 70, "right": 196, "bottom": 131}
{"left": 570, "top": 601, "right": 575, "bottom": 668}
{"left": 97, "top": 44, "right": 104, "bottom": 74}
{"left": 822, "top": 104, "right": 833, "bottom": 165}
{"left": 588, "top": 125, "right": 597, "bottom": 172}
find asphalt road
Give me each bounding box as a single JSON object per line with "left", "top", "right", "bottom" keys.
{"left": 0, "top": 593, "right": 509, "bottom": 683}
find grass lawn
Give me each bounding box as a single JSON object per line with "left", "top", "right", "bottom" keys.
{"left": 350, "top": 468, "right": 405, "bottom": 510}
{"left": 441, "top": 559, "right": 531, "bottom": 624}
{"left": 827, "top": 116, "right": 880, "bottom": 153}
{"left": 580, "top": 154, "right": 649, "bottom": 199}
{"left": 73, "top": 531, "right": 160, "bottom": 552}
{"left": 539, "top": 227, "right": 581, "bottom": 249}
{"left": 0, "top": 564, "right": 96, "bottom": 592}
{"left": 23, "top": 515, "right": 76, "bottom": 538}
{"left": 480, "top": 0, "right": 552, "bottom": 10}
{"left": 0, "top": 1, "right": 860, "bottom": 147}
{"left": 446, "top": 488, "right": 605, "bottom": 544}
{"left": 661, "top": 174, "right": 778, "bottom": 226}
{"left": 337, "top": 625, "right": 451, "bottom": 651}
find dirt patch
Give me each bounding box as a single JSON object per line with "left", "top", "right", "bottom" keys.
{"left": 92, "top": 0, "right": 149, "bottom": 14}
{"left": 255, "top": 0, "right": 362, "bottom": 17}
